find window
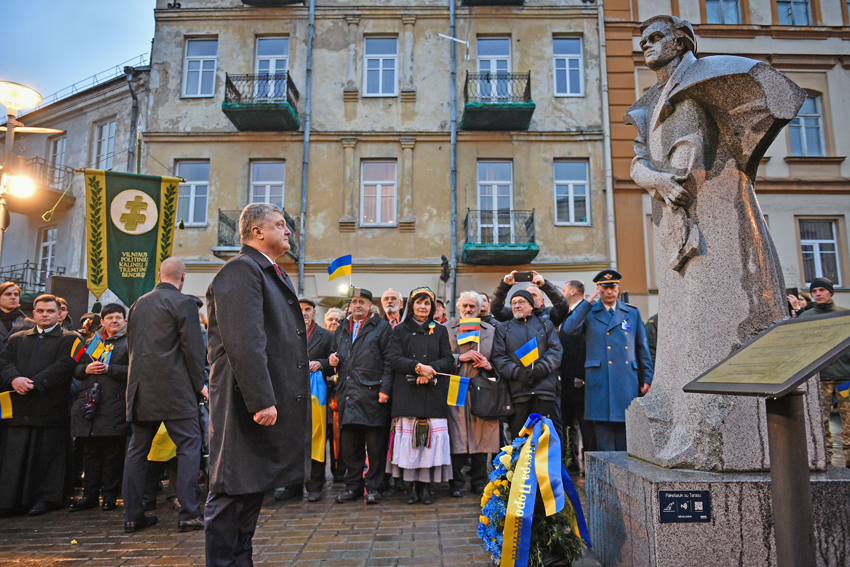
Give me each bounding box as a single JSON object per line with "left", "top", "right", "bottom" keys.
{"left": 94, "top": 120, "right": 115, "bottom": 170}
{"left": 360, "top": 161, "right": 397, "bottom": 226}
{"left": 251, "top": 162, "right": 285, "bottom": 209}
{"left": 706, "top": 0, "right": 741, "bottom": 23}
{"left": 477, "top": 161, "right": 513, "bottom": 244}
{"left": 184, "top": 39, "right": 218, "bottom": 97}
{"left": 554, "top": 161, "right": 590, "bottom": 225}
{"left": 177, "top": 162, "right": 210, "bottom": 227}
{"left": 777, "top": 0, "right": 810, "bottom": 24}
{"left": 37, "top": 226, "right": 57, "bottom": 287}
{"left": 49, "top": 136, "right": 66, "bottom": 188}
{"left": 363, "top": 38, "right": 398, "bottom": 97}
{"left": 477, "top": 38, "right": 511, "bottom": 102}
{"left": 800, "top": 220, "right": 841, "bottom": 285}
{"left": 789, "top": 95, "right": 824, "bottom": 157}
{"left": 256, "top": 37, "right": 289, "bottom": 100}
{"left": 553, "top": 38, "right": 583, "bottom": 96}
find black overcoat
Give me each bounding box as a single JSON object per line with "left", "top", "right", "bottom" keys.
{"left": 328, "top": 315, "right": 393, "bottom": 428}
{"left": 0, "top": 310, "right": 35, "bottom": 350}
{"left": 71, "top": 327, "right": 131, "bottom": 438}
{"left": 307, "top": 324, "right": 334, "bottom": 361}
{"left": 384, "top": 317, "right": 454, "bottom": 419}
{"left": 206, "top": 245, "right": 310, "bottom": 495}
{"left": 126, "top": 282, "right": 206, "bottom": 422}
{"left": 0, "top": 326, "right": 78, "bottom": 427}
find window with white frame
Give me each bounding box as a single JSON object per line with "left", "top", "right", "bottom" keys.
{"left": 94, "top": 120, "right": 115, "bottom": 170}
{"left": 256, "top": 38, "right": 289, "bottom": 100}
{"left": 360, "top": 161, "right": 397, "bottom": 226}
{"left": 37, "top": 226, "right": 57, "bottom": 286}
{"left": 706, "top": 0, "right": 741, "bottom": 23}
{"left": 477, "top": 161, "right": 513, "bottom": 244}
{"left": 777, "top": 0, "right": 810, "bottom": 25}
{"left": 477, "top": 38, "right": 511, "bottom": 102}
{"left": 800, "top": 220, "right": 841, "bottom": 285}
{"left": 49, "top": 136, "right": 66, "bottom": 188}
{"left": 177, "top": 161, "right": 210, "bottom": 227}
{"left": 553, "top": 38, "right": 583, "bottom": 96}
{"left": 251, "top": 162, "right": 285, "bottom": 210}
{"left": 789, "top": 95, "right": 825, "bottom": 157}
{"left": 184, "top": 39, "right": 218, "bottom": 97}
{"left": 554, "top": 161, "right": 590, "bottom": 225}
{"left": 363, "top": 38, "right": 398, "bottom": 97}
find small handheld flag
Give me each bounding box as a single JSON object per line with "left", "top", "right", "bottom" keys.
{"left": 148, "top": 423, "right": 176, "bottom": 461}
{"left": 0, "top": 391, "right": 12, "bottom": 419}
{"left": 457, "top": 318, "right": 481, "bottom": 345}
{"left": 70, "top": 338, "right": 86, "bottom": 361}
{"left": 515, "top": 336, "right": 539, "bottom": 367}
{"left": 85, "top": 334, "right": 105, "bottom": 361}
{"left": 328, "top": 255, "right": 352, "bottom": 281}
{"left": 447, "top": 375, "right": 470, "bottom": 407}
{"left": 838, "top": 381, "right": 850, "bottom": 398}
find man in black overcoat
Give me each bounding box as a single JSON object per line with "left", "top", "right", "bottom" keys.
{"left": 205, "top": 203, "right": 311, "bottom": 566}
{"left": 123, "top": 258, "right": 207, "bottom": 533}
{"left": 0, "top": 294, "right": 78, "bottom": 516}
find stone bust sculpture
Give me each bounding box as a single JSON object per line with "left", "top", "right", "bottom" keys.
{"left": 622, "top": 16, "right": 826, "bottom": 471}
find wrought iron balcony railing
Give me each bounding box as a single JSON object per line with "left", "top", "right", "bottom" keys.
{"left": 0, "top": 260, "right": 66, "bottom": 297}
{"left": 224, "top": 73, "right": 300, "bottom": 110}
{"left": 26, "top": 156, "right": 76, "bottom": 191}
{"left": 464, "top": 209, "right": 535, "bottom": 246}
{"left": 463, "top": 71, "right": 532, "bottom": 104}
{"left": 217, "top": 209, "right": 299, "bottom": 259}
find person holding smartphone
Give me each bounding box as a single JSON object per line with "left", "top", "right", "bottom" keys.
{"left": 489, "top": 270, "right": 570, "bottom": 326}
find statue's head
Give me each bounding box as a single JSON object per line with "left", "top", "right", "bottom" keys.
{"left": 639, "top": 15, "right": 697, "bottom": 71}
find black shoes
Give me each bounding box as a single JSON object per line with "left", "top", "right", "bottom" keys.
{"left": 178, "top": 517, "right": 204, "bottom": 532}
{"left": 142, "top": 500, "right": 157, "bottom": 511}
{"left": 470, "top": 484, "right": 486, "bottom": 495}
{"left": 406, "top": 485, "right": 420, "bottom": 505}
{"left": 450, "top": 488, "right": 464, "bottom": 498}
{"left": 365, "top": 491, "right": 381, "bottom": 505}
{"left": 421, "top": 484, "right": 434, "bottom": 505}
{"left": 274, "top": 487, "right": 301, "bottom": 501}
{"left": 125, "top": 515, "right": 158, "bottom": 533}
{"left": 101, "top": 501, "right": 117, "bottom": 511}
{"left": 307, "top": 491, "right": 322, "bottom": 502}
{"left": 69, "top": 496, "right": 99, "bottom": 512}
{"left": 335, "top": 490, "right": 362, "bottom": 503}
{"left": 28, "top": 501, "right": 53, "bottom": 516}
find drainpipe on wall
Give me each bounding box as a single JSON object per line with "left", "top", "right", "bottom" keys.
{"left": 297, "top": 0, "right": 315, "bottom": 295}
{"left": 598, "top": 1, "right": 618, "bottom": 270}
{"left": 449, "top": 0, "right": 458, "bottom": 317}
{"left": 124, "top": 67, "right": 139, "bottom": 174}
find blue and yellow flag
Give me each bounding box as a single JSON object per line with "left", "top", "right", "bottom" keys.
{"left": 148, "top": 423, "right": 177, "bottom": 461}
{"left": 310, "top": 370, "right": 328, "bottom": 462}
{"left": 85, "top": 333, "right": 105, "bottom": 361}
{"left": 457, "top": 318, "right": 481, "bottom": 345}
{"left": 328, "top": 255, "right": 352, "bottom": 281}
{"left": 0, "top": 391, "right": 12, "bottom": 420}
{"left": 838, "top": 381, "right": 850, "bottom": 398}
{"left": 515, "top": 336, "right": 539, "bottom": 367}
{"left": 447, "top": 375, "right": 470, "bottom": 407}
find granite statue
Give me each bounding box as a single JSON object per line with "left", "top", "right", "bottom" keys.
{"left": 623, "top": 15, "right": 827, "bottom": 471}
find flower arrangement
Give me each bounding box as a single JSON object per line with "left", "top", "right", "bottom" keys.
{"left": 477, "top": 433, "right": 585, "bottom": 566}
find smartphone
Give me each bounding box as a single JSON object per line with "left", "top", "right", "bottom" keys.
{"left": 786, "top": 287, "right": 799, "bottom": 298}
{"left": 514, "top": 271, "right": 534, "bottom": 282}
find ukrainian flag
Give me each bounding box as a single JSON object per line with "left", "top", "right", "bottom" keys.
{"left": 447, "top": 375, "right": 470, "bottom": 407}
{"left": 457, "top": 318, "right": 481, "bottom": 345}
{"left": 328, "top": 255, "right": 352, "bottom": 281}
{"left": 515, "top": 336, "right": 539, "bottom": 367}
{"left": 310, "top": 370, "right": 327, "bottom": 462}
{"left": 148, "top": 423, "right": 177, "bottom": 461}
{"left": 0, "top": 391, "right": 12, "bottom": 420}
{"left": 838, "top": 381, "right": 850, "bottom": 398}
{"left": 85, "top": 333, "right": 105, "bottom": 361}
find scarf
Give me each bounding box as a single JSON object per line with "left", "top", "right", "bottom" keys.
{"left": 306, "top": 320, "right": 317, "bottom": 341}
{"left": 0, "top": 308, "right": 22, "bottom": 332}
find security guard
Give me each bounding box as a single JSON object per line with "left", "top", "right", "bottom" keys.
{"left": 561, "top": 269, "right": 653, "bottom": 451}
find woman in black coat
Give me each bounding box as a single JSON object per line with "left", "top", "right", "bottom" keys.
{"left": 381, "top": 287, "right": 454, "bottom": 505}
{"left": 69, "top": 303, "right": 131, "bottom": 512}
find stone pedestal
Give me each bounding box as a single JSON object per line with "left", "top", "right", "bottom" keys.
{"left": 586, "top": 452, "right": 850, "bottom": 567}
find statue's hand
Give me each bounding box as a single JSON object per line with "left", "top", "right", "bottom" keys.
{"left": 657, "top": 172, "right": 690, "bottom": 208}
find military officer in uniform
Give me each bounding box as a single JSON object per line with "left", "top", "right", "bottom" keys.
{"left": 561, "top": 269, "right": 654, "bottom": 451}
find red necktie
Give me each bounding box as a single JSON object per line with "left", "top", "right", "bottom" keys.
{"left": 273, "top": 264, "right": 283, "bottom": 279}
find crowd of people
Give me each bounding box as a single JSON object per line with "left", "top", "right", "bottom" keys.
{"left": 0, "top": 202, "right": 847, "bottom": 566}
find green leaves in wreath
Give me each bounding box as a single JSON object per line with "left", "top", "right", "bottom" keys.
{"left": 159, "top": 183, "right": 177, "bottom": 263}
{"left": 87, "top": 175, "right": 105, "bottom": 286}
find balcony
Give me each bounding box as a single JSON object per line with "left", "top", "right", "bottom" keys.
{"left": 241, "top": 0, "right": 303, "bottom": 5}
{"left": 222, "top": 73, "right": 300, "bottom": 132}
{"left": 462, "top": 209, "right": 539, "bottom": 265}
{"left": 4, "top": 157, "right": 77, "bottom": 216}
{"left": 461, "top": 0, "right": 524, "bottom": 4}
{"left": 460, "top": 71, "right": 535, "bottom": 131}
{"left": 0, "top": 260, "right": 66, "bottom": 302}
{"left": 214, "top": 209, "right": 299, "bottom": 260}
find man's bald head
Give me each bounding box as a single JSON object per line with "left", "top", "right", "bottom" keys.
{"left": 159, "top": 258, "right": 186, "bottom": 291}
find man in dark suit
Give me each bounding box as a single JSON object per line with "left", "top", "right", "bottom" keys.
{"left": 123, "top": 258, "right": 207, "bottom": 533}
{"left": 205, "top": 203, "right": 310, "bottom": 567}
{"left": 274, "top": 296, "right": 333, "bottom": 502}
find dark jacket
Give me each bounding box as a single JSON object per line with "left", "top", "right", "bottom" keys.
{"left": 206, "top": 245, "right": 310, "bottom": 495}
{"left": 559, "top": 305, "right": 587, "bottom": 403}
{"left": 492, "top": 314, "right": 563, "bottom": 403}
{"left": 327, "top": 315, "right": 393, "bottom": 428}
{"left": 645, "top": 313, "right": 658, "bottom": 365}
{"left": 490, "top": 280, "right": 570, "bottom": 327}
{"left": 0, "top": 309, "right": 35, "bottom": 350}
{"left": 71, "top": 326, "right": 131, "bottom": 438}
{"left": 798, "top": 301, "right": 850, "bottom": 382}
{"left": 0, "top": 326, "right": 78, "bottom": 427}
{"left": 307, "top": 324, "right": 334, "bottom": 362}
{"left": 126, "top": 282, "right": 207, "bottom": 422}
{"left": 384, "top": 317, "right": 454, "bottom": 419}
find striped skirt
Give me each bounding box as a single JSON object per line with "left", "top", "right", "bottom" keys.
{"left": 386, "top": 417, "right": 453, "bottom": 483}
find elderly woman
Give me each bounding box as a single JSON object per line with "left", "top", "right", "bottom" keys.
{"left": 445, "top": 291, "right": 500, "bottom": 497}
{"left": 380, "top": 287, "right": 454, "bottom": 504}
{"left": 324, "top": 307, "right": 344, "bottom": 333}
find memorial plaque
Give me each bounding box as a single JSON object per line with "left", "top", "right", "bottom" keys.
{"left": 683, "top": 311, "right": 850, "bottom": 397}
{"left": 659, "top": 490, "right": 711, "bottom": 523}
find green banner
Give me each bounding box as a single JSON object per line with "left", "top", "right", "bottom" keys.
{"left": 86, "top": 170, "right": 179, "bottom": 307}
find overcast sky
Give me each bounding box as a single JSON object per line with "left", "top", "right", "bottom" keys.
{"left": 0, "top": 1, "right": 155, "bottom": 105}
